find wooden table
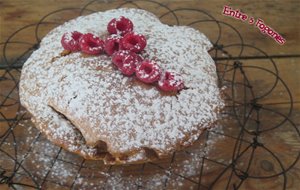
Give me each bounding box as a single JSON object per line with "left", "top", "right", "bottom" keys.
{"left": 1, "top": 0, "right": 299, "bottom": 189}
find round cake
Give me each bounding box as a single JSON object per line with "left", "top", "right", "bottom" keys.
{"left": 19, "top": 8, "right": 224, "bottom": 164}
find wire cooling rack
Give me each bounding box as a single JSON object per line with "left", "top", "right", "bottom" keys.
{"left": 1, "top": 0, "right": 299, "bottom": 189}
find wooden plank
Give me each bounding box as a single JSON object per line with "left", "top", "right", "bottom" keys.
{"left": 1, "top": 0, "right": 299, "bottom": 55}
{"left": 216, "top": 58, "right": 300, "bottom": 105}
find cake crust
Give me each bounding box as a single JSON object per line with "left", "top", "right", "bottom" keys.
{"left": 19, "top": 8, "right": 224, "bottom": 164}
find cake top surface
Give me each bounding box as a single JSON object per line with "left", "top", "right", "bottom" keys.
{"left": 20, "top": 8, "right": 224, "bottom": 163}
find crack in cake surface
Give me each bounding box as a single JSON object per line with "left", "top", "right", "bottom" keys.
{"left": 48, "top": 104, "right": 87, "bottom": 144}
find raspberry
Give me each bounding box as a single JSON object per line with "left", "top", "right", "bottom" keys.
{"left": 107, "top": 16, "right": 133, "bottom": 35}
{"left": 61, "top": 31, "right": 83, "bottom": 51}
{"left": 112, "top": 50, "right": 142, "bottom": 76}
{"left": 104, "top": 35, "right": 122, "bottom": 56}
{"left": 120, "top": 32, "right": 146, "bottom": 53}
{"left": 158, "top": 71, "right": 185, "bottom": 92}
{"left": 79, "top": 33, "right": 104, "bottom": 55}
{"left": 135, "top": 60, "right": 161, "bottom": 83}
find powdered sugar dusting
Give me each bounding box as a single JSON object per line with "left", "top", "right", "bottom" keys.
{"left": 19, "top": 8, "right": 224, "bottom": 163}
{"left": 17, "top": 122, "right": 224, "bottom": 189}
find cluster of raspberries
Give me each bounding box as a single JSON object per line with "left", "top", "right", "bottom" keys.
{"left": 61, "top": 16, "right": 184, "bottom": 92}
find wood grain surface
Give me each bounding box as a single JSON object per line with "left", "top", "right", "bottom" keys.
{"left": 0, "top": 0, "right": 299, "bottom": 189}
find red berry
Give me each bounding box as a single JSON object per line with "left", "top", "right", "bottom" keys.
{"left": 112, "top": 50, "right": 142, "bottom": 76}
{"left": 135, "top": 60, "right": 161, "bottom": 83}
{"left": 79, "top": 33, "right": 104, "bottom": 55}
{"left": 61, "top": 31, "right": 83, "bottom": 51}
{"left": 107, "top": 16, "right": 133, "bottom": 35}
{"left": 158, "top": 71, "right": 185, "bottom": 92}
{"left": 120, "top": 32, "right": 146, "bottom": 53}
{"left": 104, "top": 35, "right": 122, "bottom": 56}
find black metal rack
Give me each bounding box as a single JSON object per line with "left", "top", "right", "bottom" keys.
{"left": 1, "top": 1, "right": 299, "bottom": 189}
